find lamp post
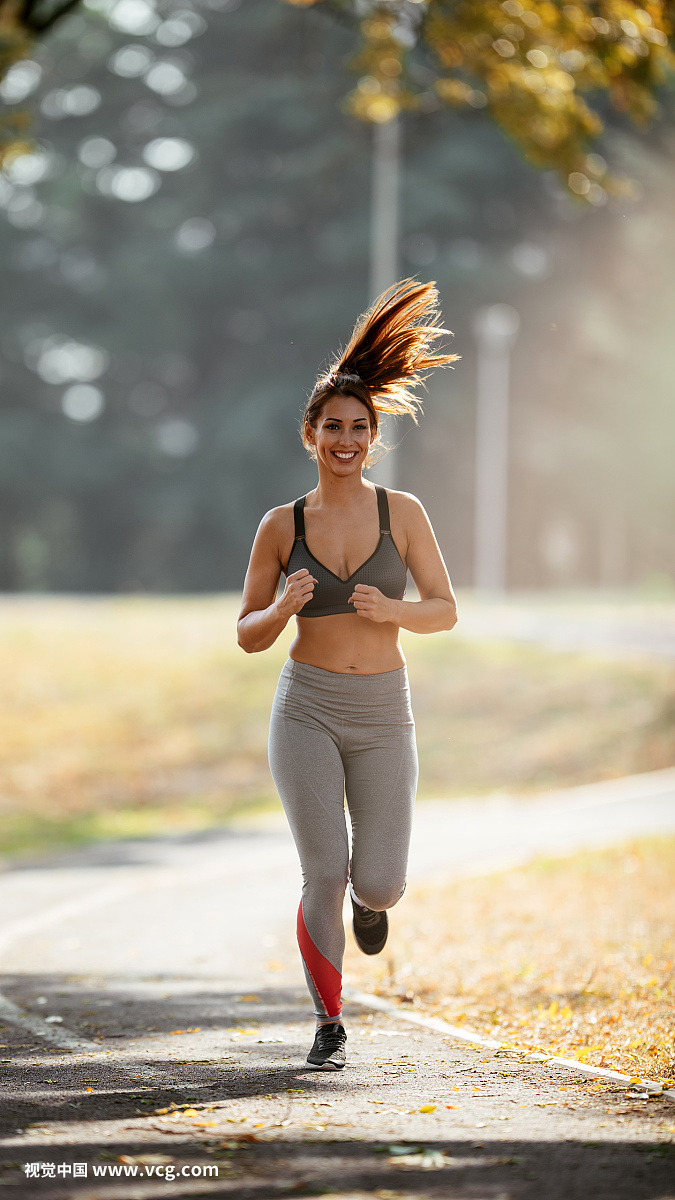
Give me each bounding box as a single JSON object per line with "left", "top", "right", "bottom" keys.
{"left": 472, "top": 303, "right": 520, "bottom": 593}
{"left": 368, "top": 114, "right": 400, "bottom": 489}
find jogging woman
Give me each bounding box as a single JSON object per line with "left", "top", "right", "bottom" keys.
{"left": 237, "top": 280, "right": 458, "bottom": 1069}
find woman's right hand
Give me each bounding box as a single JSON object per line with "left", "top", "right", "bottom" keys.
{"left": 277, "top": 569, "right": 316, "bottom": 617}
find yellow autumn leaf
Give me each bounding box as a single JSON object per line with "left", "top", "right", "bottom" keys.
{"left": 419, "top": 1105, "right": 436, "bottom": 1113}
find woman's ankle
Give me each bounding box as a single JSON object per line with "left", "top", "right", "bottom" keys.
{"left": 315, "top": 1013, "right": 343, "bottom": 1029}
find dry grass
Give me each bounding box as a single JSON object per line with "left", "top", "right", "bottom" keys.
{"left": 344, "top": 837, "right": 675, "bottom": 1084}
{"left": 0, "top": 595, "right": 674, "bottom": 856}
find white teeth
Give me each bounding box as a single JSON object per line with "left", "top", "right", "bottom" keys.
{"left": 334, "top": 452, "right": 356, "bottom": 459}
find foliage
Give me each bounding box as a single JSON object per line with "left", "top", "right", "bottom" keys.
{"left": 1, "top": 0, "right": 82, "bottom": 159}
{"left": 285, "top": 0, "right": 675, "bottom": 196}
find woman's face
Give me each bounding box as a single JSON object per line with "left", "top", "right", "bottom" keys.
{"left": 305, "top": 394, "right": 375, "bottom": 475}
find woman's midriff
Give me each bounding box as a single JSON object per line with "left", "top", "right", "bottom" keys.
{"left": 289, "top": 613, "right": 405, "bottom": 675}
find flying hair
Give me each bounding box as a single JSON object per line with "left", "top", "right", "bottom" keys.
{"left": 302, "top": 278, "right": 458, "bottom": 463}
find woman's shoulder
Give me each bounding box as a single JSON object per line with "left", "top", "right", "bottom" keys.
{"left": 384, "top": 488, "right": 427, "bottom": 520}
{"left": 258, "top": 500, "right": 297, "bottom": 538}
{"left": 254, "top": 496, "right": 299, "bottom": 549}
{"left": 251, "top": 501, "right": 299, "bottom": 567}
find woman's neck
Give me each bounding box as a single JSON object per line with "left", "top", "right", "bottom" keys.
{"left": 312, "top": 470, "right": 373, "bottom": 509}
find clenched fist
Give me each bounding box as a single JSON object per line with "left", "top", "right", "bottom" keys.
{"left": 278, "top": 568, "right": 317, "bottom": 617}
{"left": 349, "top": 584, "right": 395, "bottom": 623}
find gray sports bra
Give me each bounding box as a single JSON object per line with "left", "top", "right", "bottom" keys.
{"left": 284, "top": 486, "right": 407, "bottom": 618}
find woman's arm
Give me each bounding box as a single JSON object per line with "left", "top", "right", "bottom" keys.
{"left": 350, "top": 494, "right": 457, "bottom": 634}
{"left": 237, "top": 509, "right": 316, "bottom": 653}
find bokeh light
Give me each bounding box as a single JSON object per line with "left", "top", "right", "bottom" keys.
{"left": 61, "top": 384, "right": 106, "bottom": 422}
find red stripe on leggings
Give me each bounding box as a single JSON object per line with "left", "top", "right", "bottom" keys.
{"left": 296, "top": 901, "right": 342, "bottom": 1018}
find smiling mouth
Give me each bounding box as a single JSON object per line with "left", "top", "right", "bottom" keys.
{"left": 333, "top": 451, "right": 358, "bottom": 460}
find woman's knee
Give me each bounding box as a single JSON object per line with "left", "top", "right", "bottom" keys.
{"left": 352, "top": 876, "right": 406, "bottom": 912}
{"left": 304, "top": 867, "right": 349, "bottom": 907}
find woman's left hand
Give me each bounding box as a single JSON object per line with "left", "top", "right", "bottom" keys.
{"left": 349, "top": 584, "right": 396, "bottom": 623}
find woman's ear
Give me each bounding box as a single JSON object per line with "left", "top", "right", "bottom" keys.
{"left": 304, "top": 421, "right": 315, "bottom": 445}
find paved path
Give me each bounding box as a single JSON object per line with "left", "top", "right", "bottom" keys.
{"left": 1, "top": 768, "right": 674, "bottom": 1197}
{"left": 454, "top": 597, "right": 675, "bottom": 660}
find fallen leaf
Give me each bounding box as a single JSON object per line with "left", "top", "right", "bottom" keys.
{"left": 118, "top": 1154, "right": 173, "bottom": 1165}
{"left": 419, "top": 1105, "right": 437, "bottom": 1114}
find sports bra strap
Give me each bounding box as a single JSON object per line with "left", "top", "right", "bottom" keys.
{"left": 295, "top": 489, "right": 389, "bottom": 538}
{"left": 375, "top": 485, "right": 391, "bottom": 534}
{"left": 293, "top": 496, "right": 306, "bottom": 541}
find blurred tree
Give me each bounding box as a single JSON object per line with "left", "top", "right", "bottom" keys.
{"left": 1, "top": 0, "right": 675, "bottom": 593}
{"left": 1, "top": 0, "right": 82, "bottom": 156}
{"left": 286, "top": 0, "right": 674, "bottom": 196}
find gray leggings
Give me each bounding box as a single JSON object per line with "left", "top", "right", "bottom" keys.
{"left": 268, "top": 658, "right": 418, "bottom": 1019}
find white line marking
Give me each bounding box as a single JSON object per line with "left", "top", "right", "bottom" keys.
{"left": 343, "top": 989, "right": 674, "bottom": 1101}
{"left": 0, "top": 989, "right": 175, "bottom": 1085}
{"left": 0, "top": 991, "right": 99, "bottom": 1054}
{"left": 0, "top": 882, "right": 141, "bottom": 957}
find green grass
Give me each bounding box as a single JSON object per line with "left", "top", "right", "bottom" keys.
{"left": 1, "top": 594, "right": 673, "bottom": 859}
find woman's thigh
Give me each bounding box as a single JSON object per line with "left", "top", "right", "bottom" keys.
{"left": 268, "top": 693, "right": 349, "bottom": 880}
{"left": 344, "top": 721, "right": 418, "bottom": 911}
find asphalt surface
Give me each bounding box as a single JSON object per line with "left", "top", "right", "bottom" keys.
{"left": 1, "top": 770, "right": 674, "bottom": 1198}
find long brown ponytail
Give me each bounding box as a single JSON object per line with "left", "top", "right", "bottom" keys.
{"left": 302, "top": 278, "right": 458, "bottom": 462}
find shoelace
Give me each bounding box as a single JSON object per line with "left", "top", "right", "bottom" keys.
{"left": 315, "top": 1023, "right": 346, "bottom": 1050}
{"left": 354, "top": 905, "right": 381, "bottom": 926}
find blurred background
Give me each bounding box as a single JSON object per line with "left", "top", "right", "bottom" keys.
{"left": 1, "top": 0, "right": 674, "bottom": 594}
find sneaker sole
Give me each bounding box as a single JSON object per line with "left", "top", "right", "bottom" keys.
{"left": 305, "top": 1058, "right": 346, "bottom": 1070}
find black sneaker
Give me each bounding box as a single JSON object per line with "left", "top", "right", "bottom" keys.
{"left": 351, "top": 897, "right": 388, "bottom": 955}
{"left": 306, "top": 1022, "right": 347, "bottom": 1070}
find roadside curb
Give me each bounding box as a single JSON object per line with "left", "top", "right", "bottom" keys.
{"left": 343, "top": 988, "right": 675, "bottom": 1102}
